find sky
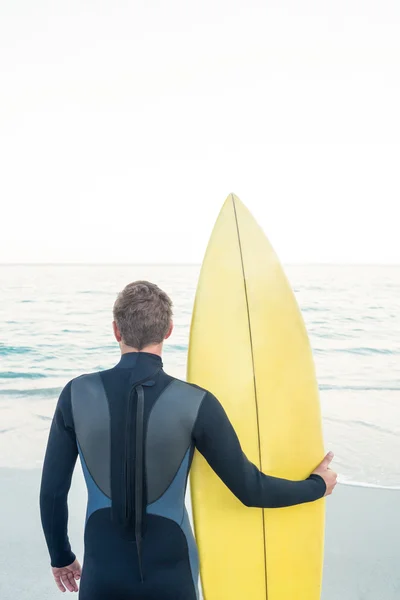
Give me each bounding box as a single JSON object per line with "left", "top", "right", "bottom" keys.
{"left": 0, "top": 0, "right": 399, "bottom": 264}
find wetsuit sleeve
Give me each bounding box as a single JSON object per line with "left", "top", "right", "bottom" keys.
{"left": 40, "top": 381, "right": 78, "bottom": 567}
{"left": 192, "top": 392, "right": 326, "bottom": 508}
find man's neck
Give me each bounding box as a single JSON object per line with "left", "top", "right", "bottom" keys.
{"left": 120, "top": 343, "right": 163, "bottom": 357}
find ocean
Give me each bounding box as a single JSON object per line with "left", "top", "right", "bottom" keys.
{"left": 0, "top": 263, "right": 399, "bottom": 487}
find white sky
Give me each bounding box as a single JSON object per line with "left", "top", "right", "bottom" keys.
{"left": 0, "top": 0, "right": 399, "bottom": 264}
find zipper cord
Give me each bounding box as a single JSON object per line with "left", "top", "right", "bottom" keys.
{"left": 122, "top": 366, "right": 161, "bottom": 577}
{"left": 122, "top": 366, "right": 161, "bottom": 528}
{"left": 123, "top": 386, "right": 135, "bottom": 527}
{"left": 135, "top": 384, "right": 145, "bottom": 582}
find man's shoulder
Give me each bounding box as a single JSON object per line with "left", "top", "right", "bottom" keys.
{"left": 165, "top": 375, "right": 212, "bottom": 399}
{"left": 61, "top": 369, "right": 109, "bottom": 395}
{"left": 69, "top": 364, "right": 118, "bottom": 383}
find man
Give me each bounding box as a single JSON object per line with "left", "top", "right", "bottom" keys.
{"left": 40, "top": 281, "right": 337, "bottom": 599}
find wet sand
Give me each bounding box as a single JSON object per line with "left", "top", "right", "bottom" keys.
{"left": 1, "top": 467, "right": 399, "bottom": 600}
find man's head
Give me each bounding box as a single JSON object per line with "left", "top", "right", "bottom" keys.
{"left": 113, "top": 281, "right": 173, "bottom": 353}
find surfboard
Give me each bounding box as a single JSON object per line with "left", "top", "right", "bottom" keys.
{"left": 187, "top": 194, "right": 325, "bottom": 600}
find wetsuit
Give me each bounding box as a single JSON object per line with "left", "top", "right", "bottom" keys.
{"left": 40, "top": 352, "right": 326, "bottom": 600}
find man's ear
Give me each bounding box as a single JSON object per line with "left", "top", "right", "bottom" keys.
{"left": 165, "top": 321, "right": 174, "bottom": 340}
{"left": 113, "top": 321, "right": 122, "bottom": 342}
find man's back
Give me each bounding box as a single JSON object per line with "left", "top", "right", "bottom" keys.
{"left": 41, "top": 352, "right": 205, "bottom": 599}
{"left": 40, "top": 351, "right": 329, "bottom": 600}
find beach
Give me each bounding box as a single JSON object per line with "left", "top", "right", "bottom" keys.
{"left": 1, "top": 466, "right": 399, "bottom": 599}
{"left": 1, "top": 263, "right": 399, "bottom": 598}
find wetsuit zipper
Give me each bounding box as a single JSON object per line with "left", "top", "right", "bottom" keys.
{"left": 122, "top": 366, "right": 161, "bottom": 579}
{"left": 123, "top": 384, "right": 145, "bottom": 580}
{"left": 135, "top": 384, "right": 145, "bottom": 582}
{"left": 124, "top": 386, "right": 135, "bottom": 524}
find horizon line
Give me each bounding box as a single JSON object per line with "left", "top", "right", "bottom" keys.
{"left": 1, "top": 262, "right": 399, "bottom": 267}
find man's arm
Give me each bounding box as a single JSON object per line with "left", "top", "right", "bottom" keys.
{"left": 192, "top": 392, "right": 330, "bottom": 508}
{"left": 40, "top": 381, "right": 78, "bottom": 568}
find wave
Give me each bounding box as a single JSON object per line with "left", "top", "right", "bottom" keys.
{"left": 0, "top": 427, "right": 17, "bottom": 434}
{"left": 333, "top": 347, "right": 398, "bottom": 355}
{"left": 339, "top": 479, "right": 400, "bottom": 491}
{"left": 324, "top": 415, "right": 398, "bottom": 436}
{"left": 312, "top": 332, "right": 352, "bottom": 340}
{"left": 34, "top": 414, "right": 52, "bottom": 421}
{"left": 315, "top": 347, "right": 398, "bottom": 356}
{"left": 164, "top": 344, "right": 188, "bottom": 352}
{"left": 60, "top": 329, "right": 90, "bottom": 334}
{"left": 320, "top": 384, "right": 400, "bottom": 392}
{"left": 0, "top": 372, "right": 46, "bottom": 379}
{"left": 0, "top": 387, "right": 61, "bottom": 398}
{"left": 86, "top": 345, "right": 118, "bottom": 351}
{"left": 0, "top": 345, "right": 34, "bottom": 355}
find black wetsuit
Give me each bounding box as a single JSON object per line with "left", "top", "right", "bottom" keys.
{"left": 40, "top": 352, "right": 326, "bottom": 600}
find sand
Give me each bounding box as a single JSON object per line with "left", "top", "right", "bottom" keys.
{"left": 1, "top": 467, "right": 399, "bottom": 599}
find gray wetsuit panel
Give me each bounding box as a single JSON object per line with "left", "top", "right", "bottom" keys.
{"left": 71, "top": 373, "right": 111, "bottom": 498}
{"left": 146, "top": 380, "right": 205, "bottom": 504}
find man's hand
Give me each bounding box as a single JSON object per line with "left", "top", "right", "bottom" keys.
{"left": 52, "top": 559, "right": 81, "bottom": 593}
{"left": 312, "top": 451, "right": 338, "bottom": 497}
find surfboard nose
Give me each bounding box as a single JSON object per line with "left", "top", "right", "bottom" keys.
{"left": 223, "top": 193, "right": 242, "bottom": 208}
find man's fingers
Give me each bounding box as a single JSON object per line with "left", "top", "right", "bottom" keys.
{"left": 73, "top": 566, "right": 82, "bottom": 580}
{"left": 61, "top": 573, "right": 76, "bottom": 593}
{"left": 321, "top": 451, "right": 334, "bottom": 468}
{"left": 54, "top": 574, "right": 66, "bottom": 592}
{"left": 68, "top": 571, "right": 79, "bottom": 592}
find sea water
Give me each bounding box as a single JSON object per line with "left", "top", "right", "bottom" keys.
{"left": 0, "top": 264, "right": 399, "bottom": 487}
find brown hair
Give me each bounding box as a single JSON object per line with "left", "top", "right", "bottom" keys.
{"left": 113, "top": 281, "right": 173, "bottom": 350}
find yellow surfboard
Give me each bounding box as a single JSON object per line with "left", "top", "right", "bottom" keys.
{"left": 187, "top": 194, "right": 325, "bottom": 600}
